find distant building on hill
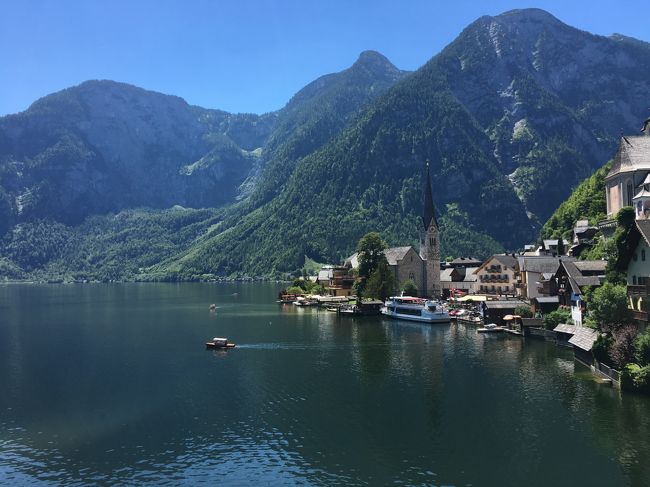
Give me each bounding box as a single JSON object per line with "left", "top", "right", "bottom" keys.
{"left": 605, "top": 135, "right": 650, "bottom": 218}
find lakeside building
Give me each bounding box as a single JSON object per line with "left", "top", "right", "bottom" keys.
{"left": 440, "top": 266, "right": 479, "bottom": 297}
{"left": 515, "top": 256, "right": 567, "bottom": 300}
{"left": 554, "top": 259, "right": 606, "bottom": 326}
{"left": 316, "top": 265, "right": 355, "bottom": 297}
{"left": 473, "top": 254, "right": 517, "bottom": 296}
{"left": 621, "top": 219, "right": 650, "bottom": 326}
{"left": 346, "top": 246, "right": 426, "bottom": 293}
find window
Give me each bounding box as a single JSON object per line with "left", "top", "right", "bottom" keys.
{"left": 429, "top": 237, "right": 435, "bottom": 247}
{"left": 634, "top": 276, "right": 638, "bottom": 285}
{"left": 627, "top": 181, "right": 634, "bottom": 207}
{"left": 640, "top": 277, "right": 648, "bottom": 286}
{"left": 643, "top": 249, "right": 646, "bottom": 261}
{"left": 634, "top": 253, "right": 638, "bottom": 262}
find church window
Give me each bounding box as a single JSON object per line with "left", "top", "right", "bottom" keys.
{"left": 627, "top": 181, "right": 633, "bottom": 207}
{"left": 429, "top": 237, "right": 435, "bottom": 246}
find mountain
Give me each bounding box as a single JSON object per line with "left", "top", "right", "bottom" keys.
{"left": 0, "top": 80, "right": 276, "bottom": 229}
{"left": 0, "top": 53, "right": 406, "bottom": 281}
{"left": 151, "top": 8, "right": 650, "bottom": 278}
{"left": 3, "top": 8, "right": 650, "bottom": 281}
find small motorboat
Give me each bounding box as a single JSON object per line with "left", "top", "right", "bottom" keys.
{"left": 205, "top": 337, "right": 236, "bottom": 349}
{"left": 477, "top": 324, "right": 505, "bottom": 333}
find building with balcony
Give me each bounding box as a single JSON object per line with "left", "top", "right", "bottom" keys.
{"left": 316, "top": 265, "right": 356, "bottom": 297}
{"left": 625, "top": 219, "right": 650, "bottom": 325}
{"left": 474, "top": 254, "right": 517, "bottom": 296}
{"left": 515, "top": 256, "right": 567, "bottom": 300}
{"left": 440, "top": 266, "right": 479, "bottom": 297}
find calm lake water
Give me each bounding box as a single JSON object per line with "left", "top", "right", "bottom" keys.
{"left": 1, "top": 283, "right": 650, "bottom": 486}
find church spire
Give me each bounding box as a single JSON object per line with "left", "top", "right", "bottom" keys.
{"left": 422, "top": 160, "right": 437, "bottom": 231}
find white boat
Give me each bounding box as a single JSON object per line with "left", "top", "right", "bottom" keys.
{"left": 381, "top": 296, "right": 450, "bottom": 323}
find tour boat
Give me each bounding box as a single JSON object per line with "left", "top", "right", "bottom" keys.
{"left": 381, "top": 296, "right": 450, "bottom": 323}
{"left": 205, "top": 337, "right": 236, "bottom": 349}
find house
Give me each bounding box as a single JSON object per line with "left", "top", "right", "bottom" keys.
{"left": 624, "top": 219, "right": 650, "bottom": 325}
{"left": 515, "top": 256, "right": 566, "bottom": 300}
{"left": 474, "top": 254, "right": 518, "bottom": 296}
{"left": 316, "top": 265, "right": 355, "bottom": 297}
{"left": 540, "top": 239, "right": 569, "bottom": 256}
{"left": 440, "top": 266, "right": 479, "bottom": 297}
{"left": 554, "top": 259, "right": 606, "bottom": 326}
{"left": 605, "top": 135, "right": 650, "bottom": 218}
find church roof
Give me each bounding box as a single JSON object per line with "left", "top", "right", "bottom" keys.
{"left": 422, "top": 161, "right": 438, "bottom": 231}
{"left": 345, "top": 246, "right": 418, "bottom": 268}
{"left": 606, "top": 136, "right": 650, "bottom": 180}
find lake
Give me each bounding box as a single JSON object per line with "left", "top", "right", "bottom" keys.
{"left": 1, "top": 283, "right": 650, "bottom": 486}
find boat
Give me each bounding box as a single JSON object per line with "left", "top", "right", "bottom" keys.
{"left": 477, "top": 324, "right": 505, "bottom": 333}
{"left": 293, "top": 296, "right": 319, "bottom": 306}
{"left": 205, "top": 337, "right": 236, "bottom": 349}
{"left": 380, "top": 296, "right": 450, "bottom": 323}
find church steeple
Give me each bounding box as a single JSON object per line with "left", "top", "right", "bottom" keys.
{"left": 422, "top": 160, "right": 437, "bottom": 231}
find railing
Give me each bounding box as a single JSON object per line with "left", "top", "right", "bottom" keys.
{"left": 632, "top": 309, "right": 648, "bottom": 322}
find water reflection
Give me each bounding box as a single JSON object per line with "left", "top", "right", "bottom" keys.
{"left": 1, "top": 283, "right": 649, "bottom": 485}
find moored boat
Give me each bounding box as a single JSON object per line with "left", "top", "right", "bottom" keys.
{"left": 205, "top": 337, "right": 236, "bottom": 349}
{"left": 380, "top": 296, "right": 450, "bottom": 323}
{"left": 477, "top": 324, "right": 505, "bottom": 333}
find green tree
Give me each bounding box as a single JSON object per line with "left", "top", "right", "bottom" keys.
{"left": 365, "top": 259, "right": 396, "bottom": 301}
{"left": 635, "top": 329, "right": 650, "bottom": 366}
{"left": 543, "top": 308, "right": 572, "bottom": 330}
{"left": 514, "top": 305, "right": 533, "bottom": 318}
{"left": 588, "top": 282, "right": 630, "bottom": 333}
{"left": 401, "top": 279, "right": 418, "bottom": 296}
{"left": 357, "top": 232, "right": 386, "bottom": 279}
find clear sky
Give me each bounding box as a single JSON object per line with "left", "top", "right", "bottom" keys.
{"left": 1, "top": 0, "right": 648, "bottom": 116}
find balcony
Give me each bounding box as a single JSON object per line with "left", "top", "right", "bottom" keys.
{"left": 628, "top": 284, "right": 650, "bottom": 324}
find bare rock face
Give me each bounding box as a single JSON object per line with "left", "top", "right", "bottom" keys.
{"left": 0, "top": 80, "right": 276, "bottom": 225}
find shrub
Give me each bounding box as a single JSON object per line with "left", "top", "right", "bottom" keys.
{"left": 401, "top": 279, "right": 418, "bottom": 297}
{"left": 543, "top": 308, "right": 572, "bottom": 330}
{"left": 593, "top": 334, "right": 613, "bottom": 366}
{"left": 514, "top": 305, "right": 533, "bottom": 318}
{"left": 621, "top": 364, "right": 650, "bottom": 393}
{"left": 635, "top": 329, "right": 650, "bottom": 367}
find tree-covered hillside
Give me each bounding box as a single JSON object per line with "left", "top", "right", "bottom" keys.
{"left": 3, "top": 8, "right": 650, "bottom": 281}
{"left": 540, "top": 160, "right": 611, "bottom": 240}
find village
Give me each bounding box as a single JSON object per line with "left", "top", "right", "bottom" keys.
{"left": 279, "top": 132, "right": 650, "bottom": 394}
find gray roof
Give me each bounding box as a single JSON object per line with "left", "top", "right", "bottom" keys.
{"left": 535, "top": 296, "right": 559, "bottom": 304}
{"left": 517, "top": 256, "right": 564, "bottom": 274}
{"left": 489, "top": 254, "right": 517, "bottom": 268}
{"left": 484, "top": 300, "right": 528, "bottom": 309}
{"left": 573, "top": 261, "right": 607, "bottom": 273}
{"left": 464, "top": 267, "right": 479, "bottom": 282}
{"left": 449, "top": 257, "right": 482, "bottom": 266}
{"left": 606, "top": 136, "right": 650, "bottom": 180}
{"left": 553, "top": 323, "right": 576, "bottom": 335}
{"left": 543, "top": 239, "right": 568, "bottom": 248}
{"left": 383, "top": 246, "right": 415, "bottom": 265}
{"left": 568, "top": 327, "right": 599, "bottom": 351}
{"left": 440, "top": 268, "right": 454, "bottom": 282}
{"left": 560, "top": 260, "right": 604, "bottom": 294}
{"left": 637, "top": 220, "right": 650, "bottom": 246}
{"left": 346, "top": 246, "right": 418, "bottom": 268}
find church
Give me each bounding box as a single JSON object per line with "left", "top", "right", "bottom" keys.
{"left": 345, "top": 162, "right": 441, "bottom": 298}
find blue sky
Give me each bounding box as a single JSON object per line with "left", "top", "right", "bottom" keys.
{"left": 0, "top": 0, "right": 648, "bottom": 116}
